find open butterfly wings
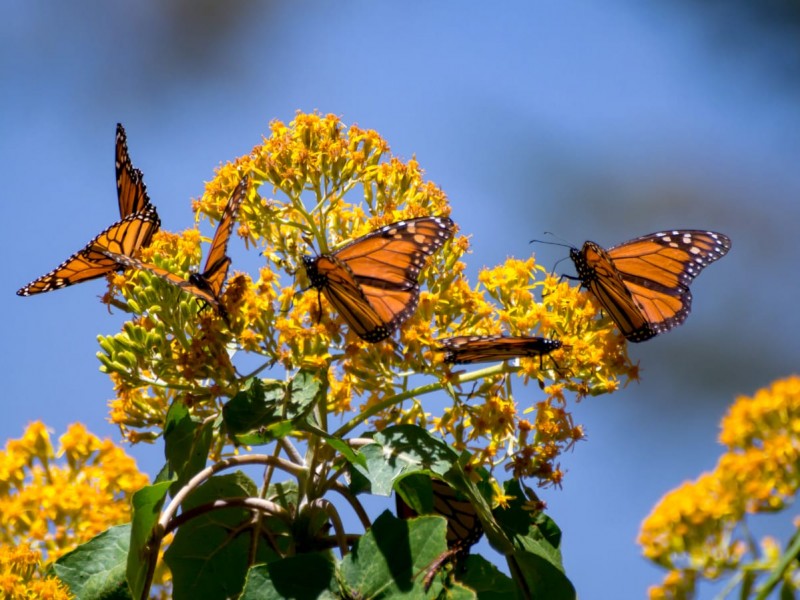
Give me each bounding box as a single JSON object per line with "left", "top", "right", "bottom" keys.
{"left": 16, "top": 124, "right": 160, "bottom": 297}
{"left": 101, "top": 176, "right": 249, "bottom": 318}
{"left": 303, "top": 216, "right": 455, "bottom": 342}
{"left": 115, "top": 123, "right": 150, "bottom": 218}
{"left": 571, "top": 230, "right": 731, "bottom": 342}
{"left": 16, "top": 205, "right": 161, "bottom": 296}
{"left": 438, "top": 335, "right": 562, "bottom": 365}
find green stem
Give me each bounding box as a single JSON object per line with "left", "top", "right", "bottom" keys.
{"left": 332, "top": 363, "right": 510, "bottom": 438}
{"left": 755, "top": 526, "right": 800, "bottom": 599}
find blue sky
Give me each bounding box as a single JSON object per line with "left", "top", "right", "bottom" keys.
{"left": 4, "top": 3, "right": 799, "bottom": 598}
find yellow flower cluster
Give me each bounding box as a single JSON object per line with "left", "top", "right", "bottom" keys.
{"left": 0, "top": 422, "right": 149, "bottom": 596}
{"left": 0, "top": 545, "right": 71, "bottom": 600}
{"left": 639, "top": 375, "right": 800, "bottom": 598}
{"left": 100, "top": 111, "right": 636, "bottom": 485}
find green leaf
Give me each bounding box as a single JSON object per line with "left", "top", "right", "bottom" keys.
{"left": 287, "top": 369, "right": 323, "bottom": 416}
{"left": 164, "top": 401, "right": 213, "bottom": 495}
{"left": 494, "top": 479, "right": 565, "bottom": 572}
{"left": 324, "top": 436, "right": 365, "bottom": 468}
{"left": 223, "top": 372, "right": 323, "bottom": 444}
{"left": 127, "top": 480, "right": 173, "bottom": 600}
{"left": 223, "top": 377, "right": 284, "bottom": 435}
{"left": 457, "top": 555, "right": 516, "bottom": 600}
{"left": 340, "top": 510, "right": 449, "bottom": 599}
{"left": 52, "top": 524, "right": 132, "bottom": 599}
{"left": 164, "top": 472, "right": 277, "bottom": 600}
{"left": 506, "top": 550, "right": 576, "bottom": 600}
{"left": 353, "top": 425, "right": 460, "bottom": 496}
{"left": 240, "top": 553, "right": 339, "bottom": 599}
{"left": 395, "top": 473, "right": 436, "bottom": 515}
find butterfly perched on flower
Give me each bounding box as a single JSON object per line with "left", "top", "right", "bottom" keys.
{"left": 302, "top": 216, "right": 455, "bottom": 342}
{"left": 437, "top": 335, "right": 562, "bottom": 365}
{"left": 17, "top": 124, "right": 161, "bottom": 296}
{"left": 568, "top": 230, "right": 731, "bottom": 342}
{"left": 101, "top": 175, "right": 249, "bottom": 323}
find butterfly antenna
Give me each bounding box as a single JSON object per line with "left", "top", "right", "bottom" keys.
{"left": 529, "top": 232, "right": 575, "bottom": 249}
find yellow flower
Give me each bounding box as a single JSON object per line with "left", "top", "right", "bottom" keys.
{"left": 0, "top": 422, "right": 148, "bottom": 564}
{"left": 639, "top": 376, "right": 800, "bottom": 595}
{"left": 98, "top": 111, "right": 635, "bottom": 489}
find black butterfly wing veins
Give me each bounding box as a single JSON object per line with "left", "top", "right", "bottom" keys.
{"left": 303, "top": 216, "right": 455, "bottom": 342}
{"left": 17, "top": 123, "right": 160, "bottom": 297}
{"left": 100, "top": 175, "right": 249, "bottom": 320}
{"left": 438, "top": 335, "right": 563, "bottom": 364}
{"left": 16, "top": 204, "right": 161, "bottom": 296}
{"left": 195, "top": 174, "right": 249, "bottom": 297}
{"left": 115, "top": 123, "right": 151, "bottom": 218}
{"left": 571, "top": 230, "right": 731, "bottom": 342}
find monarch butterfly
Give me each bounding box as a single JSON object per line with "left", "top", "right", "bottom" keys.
{"left": 437, "top": 335, "right": 562, "bottom": 365}
{"left": 396, "top": 477, "right": 484, "bottom": 555}
{"left": 17, "top": 124, "right": 160, "bottom": 297}
{"left": 101, "top": 176, "right": 249, "bottom": 322}
{"left": 569, "top": 230, "right": 731, "bottom": 342}
{"left": 302, "top": 216, "right": 455, "bottom": 342}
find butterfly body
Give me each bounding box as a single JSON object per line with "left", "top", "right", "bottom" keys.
{"left": 303, "top": 216, "right": 455, "bottom": 343}
{"left": 438, "top": 335, "right": 562, "bottom": 365}
{"left": 570, "top": 230, "right": 731, "bottom": 342}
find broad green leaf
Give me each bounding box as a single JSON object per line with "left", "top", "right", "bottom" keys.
{"left": 223, "top": 372, "right": 323, "bottom": 444}
{"left": 164, "top": 472, "right": 276, "bottom": 600}
{"left": 164, "top": 401, "right": 213, "bottom": 494}
{"left": 52, "top": 524, "right": 132, "bottom": 599}
{"left": 340, "top": 511, "right": 448, "bottom": 599}
{"left": 494, "top": 479, "right": 565, "bottom": 572}
{"left": 240, "top": 553, "right": 338, "bottom": 599}
{"left": 223, "top": 377, "right": 284, "bottom": 435}
{"left": 353, "top": 425, "right": 459, "bottom": 496}
{"left": 506, "top": 550, "right": 575, "bottom": 600}
{"left": 457, "top": 555, "right": 516, "bottom": 600}
{"left": 128, "top": 480, "right": 173, "bottom": 600}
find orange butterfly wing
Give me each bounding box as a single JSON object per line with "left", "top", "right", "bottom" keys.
{"left": 572, "top": 230, "right": 731, "bottom": 342}
{"left": 16, "top": 205, "right": 161, "bottom": 296}
{"left": 196, "top": 175, "right": 248, "bottom": 294}
{"left": 101, "top": 176, "right": 248, "bottom": 320}
{"left": 437, "top": 335, "right": 562, "bottom": 364}
{"left": 115, "top": 123, "right": 151, "bottom": 218}
{"left": 303, "top": 216, "right": 455, "bottom": 342}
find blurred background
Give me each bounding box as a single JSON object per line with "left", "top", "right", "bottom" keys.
{"left": 4, "top": 2, "right": 799, "bottom": 597}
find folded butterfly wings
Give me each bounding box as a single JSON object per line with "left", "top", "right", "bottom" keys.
{"left": 438, "top": 335, "right": 563, "bottom": 365}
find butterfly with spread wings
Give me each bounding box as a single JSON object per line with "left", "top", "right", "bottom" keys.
{"left": 437, "top": 335, "right": 562, "bottom": 365}
{"left": 569, "top": 230, "right": 731, "bottom": 342}
{"left": 17, "top": 124, "right": 160, "bottom": 296}
{"left": 302, "top": 216, "right": 455, "bottom": 343}
{"left": 101, "top": 175, "right": 249, "bottom": 322}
